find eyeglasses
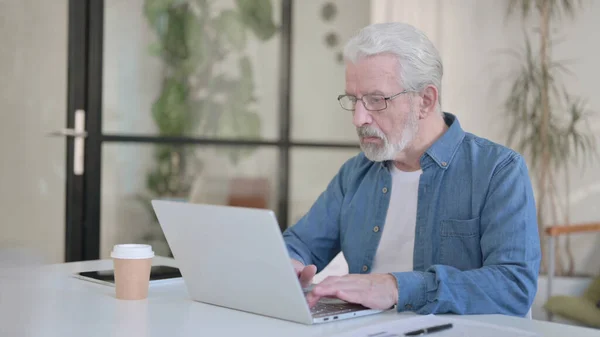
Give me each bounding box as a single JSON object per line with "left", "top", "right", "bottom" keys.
{"left": 337, "top": 90, "right": 411, "bottom": 111}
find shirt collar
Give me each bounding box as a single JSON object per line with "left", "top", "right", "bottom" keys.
{"left": 377, "top": 112, "right": 465, "bottom": 171}
{"left": 421, "top": 112, "right": 465, "bottom": 170}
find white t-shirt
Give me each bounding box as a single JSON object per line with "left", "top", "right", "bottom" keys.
{"left": 370, "top": 165, "right": 422, "bottom": 274}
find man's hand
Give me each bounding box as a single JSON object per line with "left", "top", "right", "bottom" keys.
{"left": 291, "top": 259, "right": 317, "bottom": 288}
{"left": 306, "top": 274, "right": 398, "bottom": 310}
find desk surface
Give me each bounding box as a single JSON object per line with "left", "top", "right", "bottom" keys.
{"left": 1, "top": 257, "right": 597, "bottom": 337}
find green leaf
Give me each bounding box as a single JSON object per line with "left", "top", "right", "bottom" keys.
{"left": 237, "top": 56, "right": 255, "bottom": 104}
{"left": 216, "top": 10, "right": 247, "bottom": 51}
{"left": 182, "top": 11, "right": 206, "bottom": 74}
{"left": 208, "top": 74, "right": 239, "bottom": 94}
{"left": 505, "top": 0, "right": 534, "bottom": 20}
{"left": 155, "top": 145, "right": 174, "bottom": 162}
{"left": 144, "top": 0, "right": 176, "bottom": 36}
{"left": 216, "top": 99, "right": 261, "bottom": 141}
{"left": 227, "top": 146, "right": 255, "bottom": 165}
{"left": 161, "top": 6, "right": 192, "bottom": 66}
{"left": 192, "top": 99, "right": 224, "bottom": 136}
{"left": 242, "top": 111, "right": 261, "bottom": 139}
{"left": 152, "top": 78, "right": 189, "bottom": 136}
{"left": 235, "top": 0, "right": 278, "bottom": 41}
{"left": 147, "top": 41, "right": 163, "bottom": 57}
{"left": 239, "top": 56, "right": 253, "bottom": 80}
{"left": 235, "top": 110, "right": 260, "bottom": 139}
{"left": 147, "top": 169, "right": 168, "bottom": 195}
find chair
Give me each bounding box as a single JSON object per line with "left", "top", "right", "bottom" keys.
{"left": 227, "top": 177, "right": 270, "bottom": 209}
{"left": 544, "top": 222, "right": 600, "bottom": 328}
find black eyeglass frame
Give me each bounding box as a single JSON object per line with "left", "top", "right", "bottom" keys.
{"left": 337, "top": 89, "right": 412, "bottom": 111}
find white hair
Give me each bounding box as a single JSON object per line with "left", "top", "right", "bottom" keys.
{"left": 343, "top": 22, "right": 443, "bottom": 114}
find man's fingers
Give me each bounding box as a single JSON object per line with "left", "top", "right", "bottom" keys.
{"left": 306, "top": 287, "right": 357, "bottom": 308}
{"left": 306, "top": 288, "right": 339, "bottom": 308}
{"left": 311, "top": 277, "right": 358, "bottom": 296}
{"left": 335, "top": 289, "right": 362, "bottom": 305}
{"left": 291, "top": 259, "right": 305, "bottom": 277}
{"left": 308, "top": 274, "right": 396, "bottom": 310}
{"left": 308, "top": 285, "right": 338, "bottom": 305}
{"left": 306, "top": 291, "right": 320, "bottom": 308}
{"left": 299, "top": 264, "right": 317, "bottom": 288}
{"left": 307, "top": 277, "right": 365, "bottom": 306}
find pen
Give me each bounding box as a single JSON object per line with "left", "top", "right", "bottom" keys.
{"left": 404, "top": 323, "right": 453, "bottom": 336}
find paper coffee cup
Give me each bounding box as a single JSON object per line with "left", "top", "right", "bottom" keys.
{"left": 111, "top": 244, "right": 154, "bottom": 300}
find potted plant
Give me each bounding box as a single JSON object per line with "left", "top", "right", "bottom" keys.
{"left": 502, "top": 0, "right": 597, "bottom": 276}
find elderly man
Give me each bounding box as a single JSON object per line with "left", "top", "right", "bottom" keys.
{"left": 282, "top": 22, "right": 540, "bottom": 317}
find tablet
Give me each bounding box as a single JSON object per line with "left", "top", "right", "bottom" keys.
{"left": 74, "top": 265, "right": 182, "bottom": 287}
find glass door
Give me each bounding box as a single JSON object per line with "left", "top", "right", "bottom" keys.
{"left": 69, "top": 0, "right": 366, "bottom": 261}
{"left": 80, "top": 0, "right": 289, "bottom": 259}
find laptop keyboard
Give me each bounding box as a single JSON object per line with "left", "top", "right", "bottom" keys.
{"left": 310, "top": 300, "right": 368, "bottom": 316}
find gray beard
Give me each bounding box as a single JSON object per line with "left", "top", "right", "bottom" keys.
{"left": 360, "top": 142, "right": 399, "bottom": 162}
{"left": 357, "top": 111, "right": 418, "bottom": 162}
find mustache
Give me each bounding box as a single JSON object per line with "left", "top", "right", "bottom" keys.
{"left": 357, "top": 126, "right": 385, "bottom": 139}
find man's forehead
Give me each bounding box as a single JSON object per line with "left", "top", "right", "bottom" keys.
{"left": 346, "top": 55, "right": 398, "bottom": 76}
{"left": 348, "top": 68, "right": 397, "bottom": 81}
{"left": 345, "top": 55, "right": 400, "bottom": 92}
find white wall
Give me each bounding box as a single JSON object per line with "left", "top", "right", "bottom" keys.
{"left": 371, "top": 0, "right": 600, "bottom": 277}
{"left": 0, "top": 0, "right": 68, "bottom": 264}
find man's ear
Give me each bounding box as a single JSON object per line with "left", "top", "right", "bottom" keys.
{"left": 419, "top": 85, "right": 439, "bottom": 117}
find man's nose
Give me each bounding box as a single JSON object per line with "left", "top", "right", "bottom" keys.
{"left": 352, "top": 101, "right": 373, "bottom": 128}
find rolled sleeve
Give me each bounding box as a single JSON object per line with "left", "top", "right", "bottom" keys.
{"left": 286, "top": 249, "right": 307, "bottom": 266}
{"left": 284, "top": 233, "right": 309, "bottom": 266}
{"left": 390, "top": 271, "right": 428, "bottom": 312}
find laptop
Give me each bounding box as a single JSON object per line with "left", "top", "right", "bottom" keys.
{"left": 151, "top": 200, "right": 386, "bottom": 324}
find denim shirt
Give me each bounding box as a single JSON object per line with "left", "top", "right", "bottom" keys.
{"left": 283, "top": 113, "right": 541, "bottom": 317}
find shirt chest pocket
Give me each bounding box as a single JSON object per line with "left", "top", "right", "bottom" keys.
{"left": 439, "top": 217, "right": 482, "bottom": 270}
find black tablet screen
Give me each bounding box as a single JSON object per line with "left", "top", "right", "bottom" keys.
{"left": 78, "top": 265, "right": 181, "bottom": 283}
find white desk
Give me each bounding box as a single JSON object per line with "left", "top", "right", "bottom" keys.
{"left": 1, "top": 256, "right": 598, "bottom": 337}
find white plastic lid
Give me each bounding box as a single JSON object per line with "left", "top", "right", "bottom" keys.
{"left": 110, "top": 244, "right": 154, "bottom": 259}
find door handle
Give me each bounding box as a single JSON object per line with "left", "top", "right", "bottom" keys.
{"left": 48, "top": 109, "right": 86, "bottom": 175}
{"left": 47, "top": 129, "right": 88, "bottom": 138}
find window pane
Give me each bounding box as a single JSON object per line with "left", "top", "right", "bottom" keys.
{"left": 102, "top": 0, "right": 281, "bottom": 140}
{"left": 101, "top": 143, "right": 279, "bottom": 258}
{"left": 291, "top": 1, "right": 370, "bottom": 142}
{"left": 289, "top": 148, "right": 360, "bottom": 226}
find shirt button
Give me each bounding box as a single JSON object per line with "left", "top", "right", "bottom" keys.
{"left": 373, "top": 226, "right": 380, "bottom": 233}
{"left": 441, "top": 162, "right": 447, "bottom": 167}
{"left": 382, "top": 187, "right": 388, "bottom": 193}
{"left": 362, "top": 265, "right": 368, "bottom": 272}
{"left": 405, "top": 304, "right": 413, "bottom": 310}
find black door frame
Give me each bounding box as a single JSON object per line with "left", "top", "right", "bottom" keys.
{"left": 65, "top": 0, "right": 358, "bottom": 262}
{"left": 64, "top": 0, "right": 90, "bottom": 262}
